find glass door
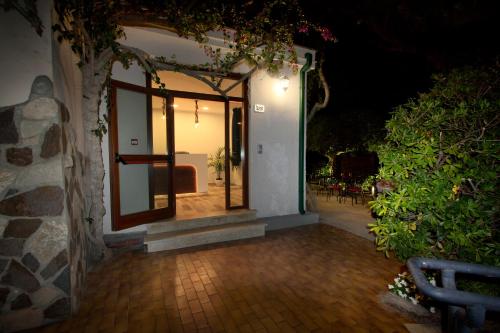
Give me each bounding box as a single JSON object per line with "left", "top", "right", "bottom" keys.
{"left": 225, "top": 100, "right": 247, "bottom": 209}
{"left": 110, "top": 84, "right": 174, "bottom": 230}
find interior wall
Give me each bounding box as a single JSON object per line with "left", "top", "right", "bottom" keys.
{"left": 0, "top": 0, "right": 53, "bottom": 106}
{"left": 174, "top": 108, "right": 224, "bottom": 183}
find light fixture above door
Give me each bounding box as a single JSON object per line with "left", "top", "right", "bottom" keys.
{"left": 194, "top": 99, "right": 200, "bottom": 128}
{"left": 161, "top": 98, "right": 166, "bottom": 120}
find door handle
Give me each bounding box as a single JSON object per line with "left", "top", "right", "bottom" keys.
{"left": 115, "top": 154, "right": 128, "bottom": 165}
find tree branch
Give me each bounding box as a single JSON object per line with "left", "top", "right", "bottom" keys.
{"left": 307, "top": 58, "right": 330, "bottom": 123}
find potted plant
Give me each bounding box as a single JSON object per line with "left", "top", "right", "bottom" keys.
{"left": 208, "top": 146, "right": 225, "bottom": 186}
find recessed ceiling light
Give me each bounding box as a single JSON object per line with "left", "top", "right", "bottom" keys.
{"left": 202, "top": 106, "right": 209, "bottom": 110}
{"left": 172, "top": 104, "right": 178, "bottom": 108}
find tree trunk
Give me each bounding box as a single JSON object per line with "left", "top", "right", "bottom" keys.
{"left": 81, "top": 63, "right": 110, "bottom": 265}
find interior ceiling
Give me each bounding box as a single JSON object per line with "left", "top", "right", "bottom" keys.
{"left": 152, "top": 98, "right": 230, "bottom": 114}
{"left": 154, "top": 71, "right": 242, "bottom": 97}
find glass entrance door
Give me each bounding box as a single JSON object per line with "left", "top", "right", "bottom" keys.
{"left": 110, "top": 84, "right": 174, "bottom": 230}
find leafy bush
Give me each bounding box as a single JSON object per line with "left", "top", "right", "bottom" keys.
{"left": 369, "top": 64, "right": 500, "bottom": 268}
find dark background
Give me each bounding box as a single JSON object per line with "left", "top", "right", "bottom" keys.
{"left": 297, "top": 0, "right": 500, "bottom": 155}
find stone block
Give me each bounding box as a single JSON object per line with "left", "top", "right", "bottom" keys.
{"left": 11, "top": 293, "right": 32, "bottom": 310}
{"left": 32, "top": 287, "right": 61, "bottom": 307}
{"left": 0, "top": 170, "right": 16, "bottom": 196}
{"left": 0, "top": 108, "right": 19, "bottom": 144}
{"left": 0, "top": 307, "right": 44, "bottom": 333}
{"left": 0, "top": 288, "right": 9, "bottom": 307}
{"left": 14, "top": 159, "right": 63, "bottom": 188}
{"left": 0, "top": 258, "right": 8, "bottom": 273}
{"left": 40, "top": 124, "right": 61, "bottom": 158}
{"left": 41, "top": 250, "right": 68, "bottom": 280}
{"left": 4, "top": 218, "right": 42, "bottom": 238}
{"left": 20, "top": 119, "right": 48, "bottom": 138}
{"left": 53, "top": 266, "right": 70, "bottom": 294}
{"left": 0, "top": 186, "right": 63, "bottom": 216}
{"left": 1, "top": 260, "right": 40, "bottom": 292}
{"left": 29, "top": 76, "right": 53, "bottom": 99}
{"left": 0, "top": 238, "right": 24, "bottom": 256}
{"left": 25, "top": 219, "right": 67, "bottom": 265}
{"left": 21, "top": 253, "right": 40, "bottom": 273}
{"left": 23, "top": 97, "right": 58, "bottom": 120}
{"left": 60, "top": 104, "right": 70, "bottom": 122}
{"left": 6, "top": 147, "right": 33, "bottom": 166}
{"left": 44, "top": 297, "right": 70, "bottom": 319}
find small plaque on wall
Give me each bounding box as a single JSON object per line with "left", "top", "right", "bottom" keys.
{"left": 254, "top": 104, "right": 265, "bottom": 113}
{"left": 130, "top": 138, "right": 138, "bottom": 145}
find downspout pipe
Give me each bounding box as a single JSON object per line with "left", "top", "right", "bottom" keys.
{"left": 299, "top": 53, "right": 313, "bottom": 214}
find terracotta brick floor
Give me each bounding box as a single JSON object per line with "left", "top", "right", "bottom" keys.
{"left": 35, "top": 224, "right": 412, "bottom": 333}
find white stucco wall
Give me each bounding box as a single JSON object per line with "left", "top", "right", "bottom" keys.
{"left": 248, "top": 67, "right": 301, "bottom": 218}
{"left": 0, "top": 1, "right": 53, "bottom": 106}
{"left": 101, "top": 27, "right": 315, "bottom": 234}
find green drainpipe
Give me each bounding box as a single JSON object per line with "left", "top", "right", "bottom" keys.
{"left": 299, "top": 53, "right": 313, "bottom": 215}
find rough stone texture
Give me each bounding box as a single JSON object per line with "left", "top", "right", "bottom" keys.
{"left": 379, "top": 292, "right": 440, "bottom": 324}
{"left": 40, "top": 124, "right": 61, "bottom": 158}
{"left": 0, "top": 258, "right": 8, "bottom": 273}
{"left": 31, "top": 287, "right": 61, "bottom": 307}
{"left": 0, "top": 186, "right": 63, "bottom": 216}
{"left": 23, "top": 97, "right": 58, "bottom": 120}
{"left": 11, "top": 293, "right": 32, "bottom": 310}
{"left": 44, "top": 297, "right": 70, "bottom": 319}
{"left": 4, "top": 188, "right": 18, "bottom": 197}
{"left": 0, "top": 288, "right": 9, "bottom": 307}
{"left": 6, "top": 147, "right": 33, "bottom": 166}
{"left": 20, "top": 119, "right": 49, "bottom": 138}
{"left": 60, "top": 104, "right": 70, "bottom": 123}
{"left": 0, "top": 308, "right": 44, "bottom": 333}
{"left": 0, "top": 238, "right": 24, "bottom": 256}
{"left": 25, "top": 219, "right": 67, "bottom": 266}
{"left": 40, "top": 250, "right": 67, "bottom": 280}
{"left": 53, "top": 266, "right": 70, "bottom": 294}
{"left": 1, "top": 260, "right": 40, "bottom": 292}
{"left": 4, "top": 218, "right": 42, "bottom": 238}
{"left": 21, "top": 253, "right": 40, "bottom": 273}
{"left": 29, "top": 75, "right": 54, "bottom": 100}
{"left": 14, "top": 159, "right": 63, "bottom": 188}
{"left": 0, "top": 217, "right": 7, "bottom": 235}
{"left": 0, "top": 108, "right": 19, "bottom": 144}
{"left": 0, "top": 170, "right": 16, "bottom": 196}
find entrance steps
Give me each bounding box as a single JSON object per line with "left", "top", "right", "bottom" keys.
{"left": 144, "top": 209, "right": 266, "bottom": 252}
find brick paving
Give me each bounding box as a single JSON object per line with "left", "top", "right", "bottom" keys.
{"left": 34, "top": 224, "right": 412, "bottom": 332}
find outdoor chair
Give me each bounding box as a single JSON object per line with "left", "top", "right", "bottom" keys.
{"left": 346, "top": 185, "right": 362, "bottom": 205}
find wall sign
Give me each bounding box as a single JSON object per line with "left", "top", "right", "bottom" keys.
{"left": 254, "top": 104, "right": 265, "bottom": 113}
{"left": 130, "top": 138, "right": 139, "bottom": 145}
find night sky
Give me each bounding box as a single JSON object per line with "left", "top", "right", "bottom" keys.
{"left": 297, "top": 0, "right": 500, "bottom": 154}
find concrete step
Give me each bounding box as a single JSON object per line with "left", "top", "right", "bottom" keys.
{"left": 145, "top": 221, "right": 266, "bottom": 253}
{"left": 146, "top": 209, "right": 257, "bottom": 235}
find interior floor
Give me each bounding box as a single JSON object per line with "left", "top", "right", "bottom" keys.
{"left": 154, "top": 184, "right": 243, "bottom": 219}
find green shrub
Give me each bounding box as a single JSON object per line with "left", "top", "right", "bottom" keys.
{"left": 369, "top": 64, "right": 500, "bottom": 268}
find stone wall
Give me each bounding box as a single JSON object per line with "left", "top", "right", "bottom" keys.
{"left": 0, "top": 76, "right": 87, "bottom": 332}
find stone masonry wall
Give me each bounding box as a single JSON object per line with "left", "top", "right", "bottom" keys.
{"left": 0, "top": 76, "right": 87, "bottom": 332}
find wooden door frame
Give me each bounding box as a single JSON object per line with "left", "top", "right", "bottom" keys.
{"left": 109, "top": 75, "right": 249, "bottom": 230}
{"left": 109, "top": 80, "right": 175, "bottom": 231}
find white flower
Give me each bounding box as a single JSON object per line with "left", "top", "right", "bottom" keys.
{"left": 429, "top": 307, "right": 436, "bottom": 313}
{"left": 429, "top": 279, "right": 436, "bottom": 286}
{"left": 388, "top": 284, "right": 394, "bottom": 289}
{"left": 405, "top": 288, "right": 410, "bottom": 293}
{"left": 401, "top": 280, "right": 408, "bottom": 286}
{"left": 409, "top": 297, "right": 418, "bottom": 305}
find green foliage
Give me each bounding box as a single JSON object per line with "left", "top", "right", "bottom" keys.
{"left": 208, "top": 147, "right": 225, "bottom": 180}
{"left": 370, "top": 64, "right": 500, "bottom": 268}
